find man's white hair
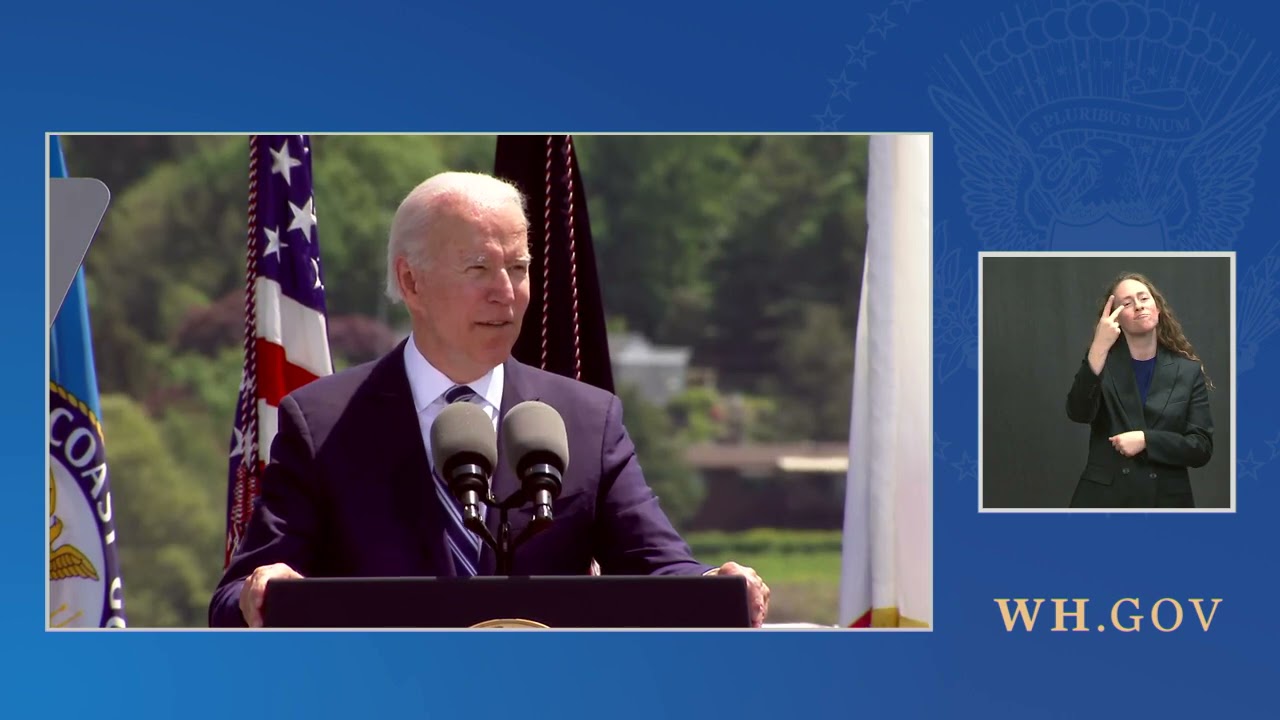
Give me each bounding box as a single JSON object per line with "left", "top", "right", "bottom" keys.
{"left": 384, "top": 171, "right": 527, "bottom": 303}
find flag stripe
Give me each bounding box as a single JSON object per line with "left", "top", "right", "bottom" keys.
{"left": 254, "top": 338, "right": 321, "bottom": 408}
{"left": 254, "top": 276, "right": 334, "bottom": 378}
{"left": 256, "top": 399, "right": 279, "bottom": 464}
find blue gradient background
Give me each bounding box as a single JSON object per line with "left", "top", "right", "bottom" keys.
{"left": 13, "top": 0, "right": 1280, "bottom": 716}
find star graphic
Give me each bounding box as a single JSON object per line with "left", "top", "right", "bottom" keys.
{"left": 1238, "top": 452, "right": 1262, "bottom": 481}
{"left": 270, "top": 142, "right": 303, "bottom": 187}
{"left": 263, "top": 225, "right": 287, "bottom": 260}
{"left": 868, "top": 10, "right": 896, "bottom": 39}
{"left": 311, "top": 257, "right": 325, "bottom": 290}
{"left": 289, "top": 197, "right": 317, "bottom": 242}
{"left": 934, "top": 435, "right": 952, "bottom": 456}
{"left": 892, "top": 0, "right": 920, "bottom": 13}
{"left": 846, "top": 40, "right": 875, "bottom": 69}
{"left": 814, "top": 105, "right": 843, "bottom": 131}
{"left": 828, "top": 71, "right": 858, "bottom": 100}
{"left": 1266, "top": 432, "right": 1280, "bottom": 458}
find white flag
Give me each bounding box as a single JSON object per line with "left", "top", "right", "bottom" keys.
{"left": 839, "top": 134, "right": 933, "bottom": 628}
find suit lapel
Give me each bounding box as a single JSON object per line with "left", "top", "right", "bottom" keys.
{"left": 1105, "top": 338, "right": 1147, "bottom": 431}
{"left": 1143, "top": 345, "right": 1179, "bottom": 428}
{"left": 369, "top": 339, "right": 456, "bottom": 577}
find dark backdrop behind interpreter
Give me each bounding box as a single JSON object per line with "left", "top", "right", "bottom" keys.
{"left": 981, "top": 255, "right": 1232, "bottom": 509}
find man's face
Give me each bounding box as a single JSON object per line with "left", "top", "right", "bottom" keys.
{"left": 403, "top": 201, "right": 531, "bottom": 381}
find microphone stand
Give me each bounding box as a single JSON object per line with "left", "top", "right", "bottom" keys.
{"left": 462, "top": 488, "right": 555, "bottom": 576}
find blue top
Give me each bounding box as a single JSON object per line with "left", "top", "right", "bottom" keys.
{"left": 1132, "top": 356, "right": 1157, "bottom": 404}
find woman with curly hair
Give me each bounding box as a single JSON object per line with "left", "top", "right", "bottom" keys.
{"left": 1065, "top": 272, "right": 1215, "bottom": 508}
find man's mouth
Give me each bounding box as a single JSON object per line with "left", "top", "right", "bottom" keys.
{"left": 477, "top": 321, "right": 510, "bottom": 327}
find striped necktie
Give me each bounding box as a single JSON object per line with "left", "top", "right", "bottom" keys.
{"left": 433, "top": 384, "right": 486, "bottom": 576}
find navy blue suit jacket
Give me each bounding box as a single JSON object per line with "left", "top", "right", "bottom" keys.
{"left": 209, "top": 340, "right": 710, "bottom": 627}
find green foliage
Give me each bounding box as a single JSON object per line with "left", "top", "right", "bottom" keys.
{"left": 615, "top": 383, "right": 706, "bottom": 530}
{"left": 666, "top": 386, "right": 725, "bottom": 443}
{"left": 770, "top": 302, "right": 855, "bottom": 441}
{"left": 685, "top": 528, "right": 844, "bottom": 556}
{"left": 100, "top": 394, "right": 223, "bottom": 627}
{"left": 687, "top": 528, "right": 843, "bottom": 625}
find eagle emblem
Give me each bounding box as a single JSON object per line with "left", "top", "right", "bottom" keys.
{"left": 49, "top": 471, "right": 99, "bottom": 582}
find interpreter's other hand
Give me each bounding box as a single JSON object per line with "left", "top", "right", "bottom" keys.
{"left": 709, "top": 561, "right": 770, "bottom": 628}
{"left": 1109, "top": 430, "right": 1146, "bottom": 458}
{"left": 239, "top": 562, "right": 303, "bottom": 628}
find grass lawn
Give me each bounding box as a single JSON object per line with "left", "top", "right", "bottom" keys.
{"left": 687, "top": 529, "right": 843, "bottom": 626}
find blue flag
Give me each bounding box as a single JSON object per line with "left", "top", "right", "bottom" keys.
{"left": 49, "top": 136, "right": 127, "bottom": 628}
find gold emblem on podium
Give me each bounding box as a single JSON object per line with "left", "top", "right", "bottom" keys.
{"left": 470, "top": 618, "right": 549, "bottom": 629}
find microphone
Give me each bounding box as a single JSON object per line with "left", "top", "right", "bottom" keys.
{"left": 429, "top": 402, "right": 497, "bottom": 526}
{"left": 501, "top": 401, "right": 569, "bottom": 525}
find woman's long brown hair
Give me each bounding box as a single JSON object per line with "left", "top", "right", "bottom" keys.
{"left": 1096, "top": 272, "right": 1215, "bottom": 390}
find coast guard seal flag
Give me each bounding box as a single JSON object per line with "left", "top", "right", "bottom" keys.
{"left": 225, "top": 135, "right": 333, "bottom": 565}
{"left": 48, "top": 135, "right": 127, "bottom": 628}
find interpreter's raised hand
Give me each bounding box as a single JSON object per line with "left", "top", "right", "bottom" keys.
{"left": 710, "top": 561, "right": 770, "bottom": 628}
{"left": 1089, "top": 295, "right": 1126, "bottom": 374}
{"left": 239, "top": 562, "right": 303, "bottom": 628}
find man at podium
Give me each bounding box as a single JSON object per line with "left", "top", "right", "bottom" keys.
{"left": 209, "top": 172, "right": 769, "bottom": 628}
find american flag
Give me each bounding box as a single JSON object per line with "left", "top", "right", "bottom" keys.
{"left": 225, "top": 134, "right": 333, "bottom": 566}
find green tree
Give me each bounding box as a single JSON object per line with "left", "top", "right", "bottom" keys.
{"left": 615, "top": 384, "right": 706, "bottom": 530}
{"left": 100, "top": 394, "right": 223, "bottom": 627}
{"left": 769, "top": 302, "right": 855, "bottom": 441}
{"left": 575, "top": 136, "right": 750, "bottom": 346}
{"left": 706, "top": 135, "right": 867, "bottom": 428}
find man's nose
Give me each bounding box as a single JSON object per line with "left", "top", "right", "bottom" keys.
{"left": 489, "top": 270, "right": 515, "bottom": 303}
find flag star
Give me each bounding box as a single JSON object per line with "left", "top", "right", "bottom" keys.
{"left": 270, "top": 142, "right": 303, "bottom": 186}
{"left": 230, "top": 427, "right": 245, "bottom": 459}
{"left": 311, "top": 257, "right": 325, "bottom": 290}
{"left": 263, "top": 225, "right": 287, "bottom": 260}
{"left": 892, "top": 0, "right": 920, "bottom": 13}
{"left": 289, "top": 197, "right": 317, "bottom": 242}
{"left": 868, "top": 10, "right": 896, "bottom": 39}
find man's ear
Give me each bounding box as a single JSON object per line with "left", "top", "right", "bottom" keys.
{"left": 395, "top": 256, "right": 417, "bottom": 299}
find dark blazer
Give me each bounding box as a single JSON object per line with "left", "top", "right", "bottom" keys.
{"left": 1065, "top": 338, "right": 1213, "bottom": 508}
{"left": 209, "top": 340, "right": 711, "bottom": 627}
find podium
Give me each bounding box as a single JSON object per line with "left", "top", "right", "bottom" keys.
{"left": 262, "top": 575, "right": 753, "bottom": 628}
